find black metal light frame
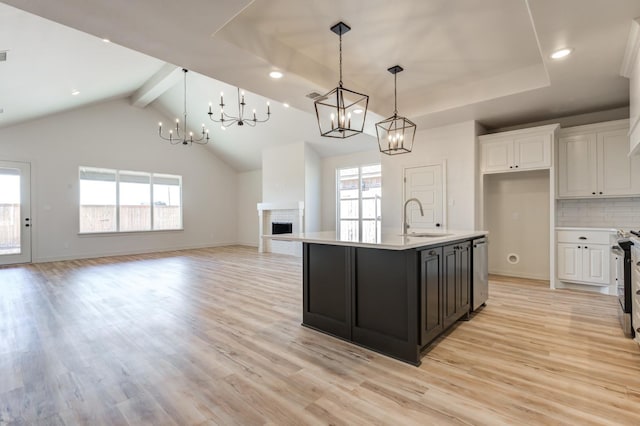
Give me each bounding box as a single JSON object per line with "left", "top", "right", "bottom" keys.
{"left": 314, "top": 21, "right": 369, "bottom": 139}
{"left": 376, "top": 65, "right": 416, "bottom": 155}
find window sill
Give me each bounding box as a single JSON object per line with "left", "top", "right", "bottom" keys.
{"left": 78, "top": 228, "right": 184, "bottom": 237}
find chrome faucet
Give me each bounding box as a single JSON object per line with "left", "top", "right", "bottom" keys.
{"left": 403, "top": 198, "right": 424, "bottom": 235}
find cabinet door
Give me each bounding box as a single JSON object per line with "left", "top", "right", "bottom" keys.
{"left": 480, "top": 139, "right": 513, "bottom": 173}
{"left": 514, "top": 133, "right": 551, "bottom": 170}
{"left": 558, "top": 134, "right": 597, "bottom": 197}
{"left": 420, "top": 248, "right": 443, "bottom": 345}
{"left": 597, "top": 129, "right": 638, "bottom": 196}
{"left": 456, "top": 242, "right": 471, "bottom": 314}
{"left": 582, "top": 244, "right": 610, "bottom": 285}
{"left": 443, "top": 244, "right": 458, "bottom": 327}
{"left": 557, "top": 243, "right": 582, "bottom": 281}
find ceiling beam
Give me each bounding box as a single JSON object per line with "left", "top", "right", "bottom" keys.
{"left": 130, "top": 64, "right": 181, "bottom": 108}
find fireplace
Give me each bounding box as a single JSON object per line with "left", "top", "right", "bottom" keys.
{"left": 257, "top": 201, "right": 304, "bottom": 256}
{"left": 272, "top": 222, "right": 293, "bottom": 235}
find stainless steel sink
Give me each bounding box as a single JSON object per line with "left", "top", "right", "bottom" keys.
{"left": 401, "top": 232, "right": 452, "bottom": 238}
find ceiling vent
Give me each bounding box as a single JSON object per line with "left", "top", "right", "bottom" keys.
{"left": 306, "top": 91, "right": 327, "bottom": 102}
{"left": 0, "top": 51, "right": 6, "bottom": 62}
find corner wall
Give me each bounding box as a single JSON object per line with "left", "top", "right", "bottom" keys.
{"left": 0, "top": 98, "right": 238, "bottom": 262}
{"left": 237, "top": 169, "right": 262, "bottom": 246}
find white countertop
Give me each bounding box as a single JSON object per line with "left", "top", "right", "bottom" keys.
{"left": 555, "top": 227, "right": 619, "bottom": 232}
{"left": 264, "top": 229, "right": 488, "bottom": 250}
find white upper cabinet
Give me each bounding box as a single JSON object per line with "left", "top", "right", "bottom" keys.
{"left": 557, "top": 120, "right": 640, "bottom": 198}
{"left": 479, "top": 124, "right": 556, "bottom": 174}
{"left": 621, "top": 18, "right": 640, "bottom": 155}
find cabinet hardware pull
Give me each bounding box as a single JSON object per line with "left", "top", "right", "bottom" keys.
{"left": 509, "top": 166, "right": 513, "bottom": 169}
{"left": 429, "top": 250, "right": 436, "bottom": 256}
{"left": 592, "top": 192, "right": 596, "bottom": 195}
{"left": 599, "top": 192, "right": 603, "bottom": 195}
{"left": 579, "top": 237, "right": 587, "bottom": 240}
{"left": 636, "top": 290, "right": 640, "bottom": 295}
{"left": 578, "top": 246, "right": 581, "bottom": 248}
{"left": 584, "top": 246, "right": 588, "bottom": 249}
{"left": 637, "top": 262, "right": 640, "bottom": 266}
{"left": 515, "top": 165, "right": 519, "bottom": 168}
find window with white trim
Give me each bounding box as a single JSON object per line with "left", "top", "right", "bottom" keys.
{"left": 79, "top": 167, "right": 182, "bottom": 233}
{"left": 337, "top": 164, "right": 381, "bottom": 241}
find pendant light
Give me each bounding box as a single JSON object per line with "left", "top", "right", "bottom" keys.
{"left": 158, "top": 69, "right": 210, "bottom": 146}
{"left": 208, "top": 87, "right": 271, "bottom": 128}
{"left": 314, "top": 21, "right": 369, "bottom": 138}
{"left": 376, "top": 65, "right": 416, "bottom": 155}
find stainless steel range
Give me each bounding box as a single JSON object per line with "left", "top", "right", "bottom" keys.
{"left": 613, "top": 237, "right": 633, "bottom": 337}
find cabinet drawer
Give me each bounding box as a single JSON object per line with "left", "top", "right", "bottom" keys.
{"left": 556, "top": 230, "right": 611, "bottom": 244}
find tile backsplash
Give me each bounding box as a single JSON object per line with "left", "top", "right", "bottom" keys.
{"left": 556, "top": 198, "right": 640, "bottom": 229}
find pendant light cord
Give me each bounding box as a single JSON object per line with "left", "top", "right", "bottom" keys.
{"left": 338, "top": 32, "right": 343, "bottom": 88}
{"left": 394, "top": 72, "right": 398, "bottom": 115}
{"left": 183, "top": 69, "right": 188, "bottom": 133}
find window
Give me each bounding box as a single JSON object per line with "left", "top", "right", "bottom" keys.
{"left": 79, "top": 167, "right": 182, "bottom": 233}
{"left": 337, "top": 164, "right": 381, "bottom": 242}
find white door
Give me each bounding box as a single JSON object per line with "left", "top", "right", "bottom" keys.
{"left": 598, "top": 129, "right": 635, "bottom": 196}
{"left": 557, "top": 134, "right": 597, "bottom": 197}
{"left": 582, "top": 244, "right": 609, "bottom": 285}
{"left": 0, "top": 161, "right": 31, "bottom": 265}
{"left": 404, "top": 164, "right": 443, "bottom": 230}
{"left": 480, "top": 139, "right": 513, "bottom": 173}
{"left": 557, "top": 243, "right": 581, "bottom": 282}
{"left": 514, "top": 134, "right": 551, "bottom": 170}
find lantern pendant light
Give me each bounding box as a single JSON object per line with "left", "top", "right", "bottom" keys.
{"left": 314, "top": 21, "right": 369, "bottom": 138}
{"left": 376, "top": 65, "right": 416, "bottom": 155}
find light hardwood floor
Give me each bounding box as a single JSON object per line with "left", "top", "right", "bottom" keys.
{"left": 1, "top": 246, "right": 639, "bottom": 425}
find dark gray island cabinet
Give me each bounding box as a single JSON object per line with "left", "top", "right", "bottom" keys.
{"left": 301, "top": 235, "right": 480, "bottom": 365}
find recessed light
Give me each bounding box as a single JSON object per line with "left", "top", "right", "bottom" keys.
{"left": 220, "top": 126, "right": 226, "bottom": 131}
{"left": 269, "top": 71, "right": 283, "bottom": 79}
{"left": 102, "top": 38, "right": 111, "bottom": 43}
{"left": 550, "top": 48, "right": 572, "bottom": 59}
{"left": 283, "top": 103, "right": 290, "bottom": 108}
{"left": 71, "top": 90, "right": 80, "bottom": 96}
{"left": 353, "top": 108, "right": 363, "bottom": 114}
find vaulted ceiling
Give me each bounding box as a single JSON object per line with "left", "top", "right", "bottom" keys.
{"left": 1, "top": 0, "right": 639, "bottom": 171}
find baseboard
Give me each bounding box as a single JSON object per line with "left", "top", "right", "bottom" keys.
{"left": 488, "top": 268, "right": 549, "bottom": 281}
{"left": 32, "top": 242, "right": 236, "bottom": 263}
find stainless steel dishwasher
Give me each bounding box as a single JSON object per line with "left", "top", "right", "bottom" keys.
{"left": 472, "top": 237, "right": 488, "bottom": 310}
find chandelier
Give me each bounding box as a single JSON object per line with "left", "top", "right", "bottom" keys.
{"left": 376, "top": 65, "right": 416, "bottom": 155}
{"left": 314, "top": 21, "right": 369, "bottom": 138}
{"left": 208, "top": 87, "right": 271, "bottom": 128}
{"left": 158, "top": 69, "right": 210, "bottom": 145}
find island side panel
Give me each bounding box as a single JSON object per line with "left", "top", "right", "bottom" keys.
{"left": 303, "top": 243, "right": 352, "bottom": 339}
{"left": 351, "top": 247, "right": 420, "bottom": 365}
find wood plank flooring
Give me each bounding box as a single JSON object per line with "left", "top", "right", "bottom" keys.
{"left": 1, "top": 246, "right": 639, "bottom": 425}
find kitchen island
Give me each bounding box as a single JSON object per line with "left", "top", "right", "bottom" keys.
{"left": 267, "top": 230, "right": 487, "bottom": 365}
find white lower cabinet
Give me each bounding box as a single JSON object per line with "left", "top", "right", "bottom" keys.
{"left": 556, "top": 229, "right": 612, "bottom": 287}
{"left": 557, "top": 243, "right": 609, "bottom": 285}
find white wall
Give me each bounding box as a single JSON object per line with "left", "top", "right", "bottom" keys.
{"left": 381, "top": 121, "right": 478, "bottom": 231}
{"left": 262, "top": 142, "right": 305, "bottom": 204}
{"left": 321, "top": 149, "right": 381, "bottom": 231}
{"left": 485, "top": 170, "right": 550, "bottom": 280}
{"left": 0, "top": 98, "right": 238, "bottom": 262}
{"left": 304, "top": 145, "right": 321, "bottom": 232}
{"left": 236, "top": 169, "right": 262, "bottom": 246}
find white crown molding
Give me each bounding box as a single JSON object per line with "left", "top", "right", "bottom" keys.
{"left": 621, "top": 18, "right": 640, "bottom": 78}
